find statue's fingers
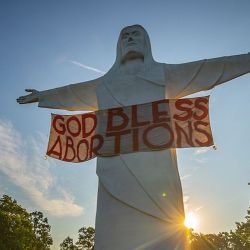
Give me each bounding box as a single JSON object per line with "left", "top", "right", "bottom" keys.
{"left": 17, "top": 94, "right": 31, "bottom": 101}
{"left": 25, "top": 89, "right": 36, "bottom": 93}
{"left": 16, "top": 97, "right": 24, "bottom": 104}
{"left": 17, "top": 96, "right": 27, "bottom": 100}
{"left": 17, "top": 97, "right": 32, "bottom": 104}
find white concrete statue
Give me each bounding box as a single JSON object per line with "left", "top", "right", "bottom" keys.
{"left": 17, "top": 25, "right": 250, "bottom": 250}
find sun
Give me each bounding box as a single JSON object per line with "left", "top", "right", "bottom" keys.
{"left": 184, "top": 212, "right": 199, "bottom": 230}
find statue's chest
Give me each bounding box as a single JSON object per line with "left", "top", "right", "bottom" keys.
{"left": 97, "top": 75, "right": 165, "bottom": 109}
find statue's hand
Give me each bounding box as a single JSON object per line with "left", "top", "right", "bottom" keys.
{"left": 17, "top": 89, "right": 40, "bottom": 104}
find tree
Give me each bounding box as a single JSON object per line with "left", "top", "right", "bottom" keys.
{"left": 76, "top": 227, "right": 95, "bottom": 250}
{"left": 228, "top": 208, "right": 250, "bottom": 250}
{"left": 30, "top": 211, "right": 53, "bottom": 249}
{"left": 60, "top": 227, "right": 95, "bottom": 250}
{"left": 60, "top": 236, "right": 78, "bottom": 250}
{"left": 0, "top": 194, "right": 53, "bottom": 250}
{"left": 189, "top": 207, "right": 250, "bottom": 250}
{"left": 0, "top": 195, "right": 34, "bottom": 250}
{"left": 189, "top": 231, "right": 230, "bottom": 250}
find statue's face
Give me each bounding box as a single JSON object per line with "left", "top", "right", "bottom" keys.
{"left": 120, "top": 26, "right": 145, "bottom": 62}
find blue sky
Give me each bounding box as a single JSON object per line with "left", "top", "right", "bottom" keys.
{"left": 1, "top": 0, "right": 250, "bottom": 248}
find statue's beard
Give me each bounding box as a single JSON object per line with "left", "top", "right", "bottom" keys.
{"left": 121, "top": 51, "right": 144, "bottom": 64}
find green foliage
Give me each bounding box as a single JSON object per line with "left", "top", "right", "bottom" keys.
{"left": 0, "top": 195, "right": 53, "bottom": 250}
{"left": 60, "top": 227, "right": 95, "bottom": 250}
{"left": 189, "top": 207, "right": 250, "bottom": 250}
{"left": 60, "top": 236, "right": 78, "bottom": 250}
{"left": 0, "top": 195, "right": 34, "bottom": 250}
{"left": 228, "top": 208, "right": 250, "bottom": 250}
{"left": 76, "top": 227, "right": 95, "bottom": 250}
{"left": 30, "top": 211, "right": 53, "bottom": 249}
{"left": 189, "top": 231, "right": 231, "bottom": 249}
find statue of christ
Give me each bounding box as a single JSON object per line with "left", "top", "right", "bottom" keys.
{"left": 17, "top": 25, "right": 250, "bottom": 250}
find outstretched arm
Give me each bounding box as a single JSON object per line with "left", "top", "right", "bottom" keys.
{"left": 166, "top": 53, "right": 250, "bottom": 98}
{"left": 17, "top": 77, "right": 102, "bottom": 111}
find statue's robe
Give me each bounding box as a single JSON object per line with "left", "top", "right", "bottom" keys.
{"left": 39, "top": 54, "right": 250, "bottom": 250}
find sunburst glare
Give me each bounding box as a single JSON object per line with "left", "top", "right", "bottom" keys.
{"left": 184, "top": 212, "right": 199, "bottom": 230}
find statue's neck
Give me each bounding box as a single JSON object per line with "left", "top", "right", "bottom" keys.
{"left": 121, "top": 59, "right": 145, "bottom": 75}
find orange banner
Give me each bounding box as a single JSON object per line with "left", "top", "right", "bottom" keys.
{"left": 47, "top": 96, "right": 213, "bottom": 163}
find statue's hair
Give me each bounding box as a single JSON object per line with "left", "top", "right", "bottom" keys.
{"left": 106, "top": 24, "right": 155, "bottom": 74}
{"left": 119, "top": 24, "right": 147, "bottom": 39}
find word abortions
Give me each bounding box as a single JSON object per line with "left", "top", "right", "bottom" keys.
{"left": 47, "top": 96, "right": 213, "bottom": 163}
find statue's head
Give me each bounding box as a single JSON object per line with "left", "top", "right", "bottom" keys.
{"left": 106, "top": 25, "right": 155, "bottom": 74}
{"left": 119, "top": 25, "right": 146, "bottom": 63}
{"left": 116, "top": 25, "right": 154, "bottom": 65}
